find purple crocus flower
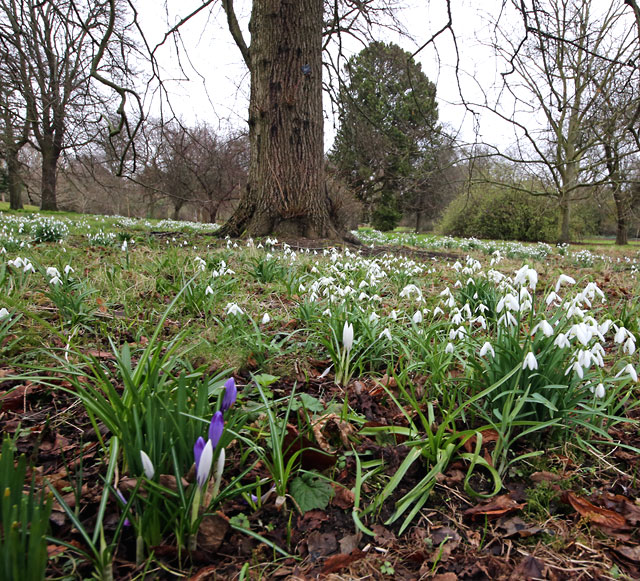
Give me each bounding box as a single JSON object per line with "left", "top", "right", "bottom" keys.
{"left": 221, "top": 378, "right": 237, "bottom": 413}
{"left": 115, "top": 489, "right": 131, "bottom": 527}
{"left": 208, "top": 411, "right": 224, "bottom": 449}
{"left": 193, "top": 436, "right": 206, "bottom": 467}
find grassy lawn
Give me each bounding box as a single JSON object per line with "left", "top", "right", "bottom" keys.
{"left": 1, "top": 210, "right": 640, "bottom": 580}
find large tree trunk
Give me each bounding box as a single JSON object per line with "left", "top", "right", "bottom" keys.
{"left": 6, "top": 151, "right": 23, "bottom": 210}
{"left": 613, "top": 188, "right": 629, "bottom": 245}
{"left": 218, "top": 0, "right": 341, "bottom": 239}
{"left": 559, "top": 195, "right": 571, "bottom": 244}
{"left": 40, "top": 142, "right": 60, "bottom": 211}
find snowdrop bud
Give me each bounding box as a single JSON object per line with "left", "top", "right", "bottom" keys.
{"left": 594, "top": 383, "right": 606, "bottom": 399}
{"left": 261, "top": 313, "right": 271, "bottom": 325}
{"left": 445, "top": 342, "right": 454, "bottom": 354}
{"left": 343, "top": 321, "right": 354, "bottom": 352}
{"left": 140, "top": 450, "right": 155, "bottom": 479}
{"left": 0, "top": 308, "right": 9, "bottom": 320}
{"left": 412, "top": 310, "right": 423, "bottom": 324}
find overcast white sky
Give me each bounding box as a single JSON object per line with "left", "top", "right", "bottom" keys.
{"left": 136, "top": 0, "right": 523, "bottom": 150}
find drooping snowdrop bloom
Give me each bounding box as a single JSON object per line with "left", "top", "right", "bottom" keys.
{"left": 225, "top": 302, "right": 244, "bottom": 316}
{"left": 553, "top": 333, "right": 571, "bottom": 349}
{"left": 369, "top": 312, "right": 380, "bottom": 323}
{"left": 555, "top": 274, "right": 576, "bottom": 293}
{"left": 0, "top": 308, "right": 9, "bottom": 320}
{"left": 261, "top": 313, "right": 271, "bottom": 325}
{"left": 616, "top": 364, "right": 638, "bottom": 382}
{"left": 64, "top": 264, "right": 74, "bottom": 275}
{"left": 412, "top": 310, "right": 423, "bottom": 324}
{"left": 140, "top": 450, "right": 155, "bottom": 479}
{"left": 378, "top": 328, "right": 392, "bottom": 341}
{"left": 445, "top": 342, "right": 454, "bottom": 354}
{"left": 205, "top": 285, "right": 214, "bottom": 295}
{"left": 342, "top": 321, "right": 354, "bottom": 352}
{"left": 545, "top": 291, "right": 562, "bottom": 307}
{"left": 532, "top": 320, "right": 554, "bottom": 338}
{"left": 565, "top": 361, "right": 584, "bottom": 379}
{"left": 522, "top": 352, "right": 538, "bottom": 371}
{"left": 594, "top": 383, "right": 606, "bottom": 399}
{"left": 479, "top": 342, "right": 495, "bottom": 358}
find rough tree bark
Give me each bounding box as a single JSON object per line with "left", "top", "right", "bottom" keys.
{"left": 6, "top": 150, "right": 23, "bottom": 210}
{"left": 219, "top": 0, "right": 344, "bottom": 240}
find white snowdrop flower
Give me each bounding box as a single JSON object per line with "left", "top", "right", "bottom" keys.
{"left": 623, "top": 337, "right": 636, "bottom": 355}
{"left": 261, "top": 313, "right": 271, "bottom": 325}
{"left": 451, "top": 311, "right": 464, "bottom": 326}
{"left": 555, "top": 274, "right": 576, "bottom": 292}
{"left": 565, "top": 361, "right": 584, "bottom": 379}
{"left": 554, "top": 333, "right": 570, "bottom": 349}
{"left": 514, "top": 265, "right": 538, "bottom": 290}
{"left": 64, "top": 264, "right": 74, "bottom": 275}
{"left": 369, "top": 312, "right": 380, "bottom": 323}
{"left": 594, "top": 383, "right": 606, "bottom": 399}
{"left": 194, "top": 257, "right": 206, "bottom": 271}
{"left": 322, "top": 308, "right": 331, "bottom": 317}
{"left": 545, "top": 291, "right": 561, "bottom": 306}
{"left": 598, "top": 319, "right": 613, "bottom": 335}
{"left": 454, "top": 280, "right": 462, "bottom": 288}
{"left": 46, "top": 266, "right": 60, "bottom": 278}
{"left": 473, "top": 316, "right": 487, "bottom": 330}
{"left": 614, "top": 326, "right": 629, "bottom": 344}
{"left": 476, "top": 303, "right": 489, "bottom": 314}
{"left": 439, "top": 287, "right": 453, "bottom": 298}
{"left": 412, "top": 310, "right": 423, "bottom": 324}
{"left": 590, "top": 343, "right": 605, "bottom": 367}
{"left": 400, "top": 284, "right": 423, "bottom": 302}
{"left": 576, "top": 349, "right": 592, "bottom": 369}
{"left": 583, "top": 282, "right": 605, "bottom": 303}
{"left": 445, "top": 296, "right": 456, "bottom": 308}
{"left": 498, "top": 312, "right": 517, "bottom": 327}
{"left": 358, "top": 292, "right": 369, "bottom": 301}
{"left": 522, "top": 352, "right": 538, "bottom": 371}
{"left": 50, "top": 275, "right": 62, "bottom": 286}
{"left": 121, "top": 240, "right": 128, "bottom": 251}
{"left": 225, "top": 302, "right": 244, "bottom": 316}
{"left": 532, "top": 320, "right": 554, "bottom": 338}
{"left": 570, "top": 323, "right": 592, "bottom": 347}
{"left": 433, "top": 306, "right": 444, "bottom": 317}
{"left": 0, "top": 308, "right": 9, "bottom": 320}
{"left": 205, "top": 286, "right": 214, "bottom": 295}
{"left": 378, "top": 328, "right": 392, "bottom": 341}
{"left": 615, "top": 364, "right": 638, "bottom": 382}
{"left": 452, "top": 261, "right": 462, "bottom": 271}
{"left": 479, "top": 342, "right": 495, "bottom": 358}
{"left": 445, "top": 342, "right": 454, "bottom": 354}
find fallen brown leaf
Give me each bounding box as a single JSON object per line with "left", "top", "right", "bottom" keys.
{"left": 464, "top": 494, "right": 526, "bottom": 520}
{"left": 530, "top": 471, "right": 562, "bottom": 483}
{"left": 320, "top": 549, "right": 365, "bottom": 575}
{"left": 564, "top": 491, "right": 628, "bottom": 530}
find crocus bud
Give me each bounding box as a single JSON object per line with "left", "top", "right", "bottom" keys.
{"left": 208, "top": 411, "right": 224, "bottom": 449}
{"left": 221, "top": 378, "right": 237, "bottom": 413}
{"left": 140, "top": 450, "right": 155, "bottom": 479}
{"left": 196, "top": 440, "right": 213, "bottom": 489}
